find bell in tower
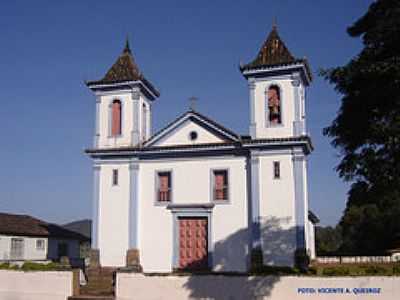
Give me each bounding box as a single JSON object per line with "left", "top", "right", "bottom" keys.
{"left": 240, "top": 25, "right": 312, "bottom": 139}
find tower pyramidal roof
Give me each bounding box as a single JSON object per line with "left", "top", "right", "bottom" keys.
{"left": 241, "top": 25, "right": 312, "bottom": 80}
{"left": 86, "top": 39, "right": 160, "bottom": 97}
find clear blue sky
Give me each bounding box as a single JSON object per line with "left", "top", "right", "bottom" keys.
{"left": 0, "top": 1, "right": 372, "bottom": 225}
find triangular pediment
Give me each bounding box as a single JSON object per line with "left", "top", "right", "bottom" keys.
{"left": 144, "top": 111, "right": 239, "bottom": 147}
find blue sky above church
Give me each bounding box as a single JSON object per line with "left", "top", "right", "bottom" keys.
{"left": 0, "top": 0, "right": 372, "bottom": 225}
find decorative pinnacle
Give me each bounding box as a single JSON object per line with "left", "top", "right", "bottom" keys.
{"left": 123, "top": 37, "right": 131, "bottom": 54}
{"left": 272, "top": 17, "right": 277, "bottom": 29}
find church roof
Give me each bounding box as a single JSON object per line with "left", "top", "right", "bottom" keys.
{"left": 240, "top": 25, "right": 312, "bottom": 81}
{"left": 86, "top": 40, "right": 160, "bottom": 97}
{"left": 85, "top": 136, "right": 313, "bottom": 155}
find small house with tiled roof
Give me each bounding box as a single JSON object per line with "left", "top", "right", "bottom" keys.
{"left": 85, "top": 26, "right": 316, "bottom": 272}
{"left": 0, "top": 212, "right": 88, "bottom": 264}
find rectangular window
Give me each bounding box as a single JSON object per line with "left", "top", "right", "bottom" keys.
{"left": 213, "top": 170, "right": 229, "bottom": 201}
{"left": 112, "top": 169, "right": 118, "bottom": 186}
{"left": 273, "top": 161, "right": 281, "bottom": 179}
{"left": 10, "top": 238, "right": 24, "bottom": 260}
{"left": 157, "top": 172, "right": 171, "bottom": 202}
{"left": 36, "top": 239, "right": 45, "bottom": 250}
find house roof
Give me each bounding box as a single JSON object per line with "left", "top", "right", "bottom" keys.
{"left": 143, "top": 110, "right": 241, "bottom": 147}
{"left": 240, "top": 25, "right": 312, "bottom": 81}
{"left": 86, "top": 40, "right": 160, "bottom": 97}
{"left": 308, "top": 210, "right": 320, "bottom": 224}
{"left": 0, "top": 212, "right": 89, "bottom": 241}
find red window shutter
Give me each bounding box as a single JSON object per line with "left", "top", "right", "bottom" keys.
{"left": 215, "top": 173, "right": 225, "bottom": 200}
{"left": 112, "top": 101, "right": 122, "bottom": 136}
{"left": 159, "top": 174, "right": 170, "bottom": 201}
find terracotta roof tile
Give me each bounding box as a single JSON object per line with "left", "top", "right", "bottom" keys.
{"left": 248, "top": 26, "right": 295, "bottom": 67}
{"left": 241, "top": 26, "right": 312, "bottom": 81}
{"left": 0, "top": 212, "right": 89, "bottom": 241}
{"left": 86, "top": 40, "right": 160, "bottom": 97}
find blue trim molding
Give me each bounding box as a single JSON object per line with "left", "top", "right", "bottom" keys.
{"left": 131, "top": 90, "right": 140, "bottom": 145}
{"left": 249, "top": 152, "right": 261, "bottom": 249}
{"left": 94, "top": 97, "right": 101, "bottom": 148}
{"left": 248, "top": 78, "right": 257, "bottom": 139}
{"left": 293, "top": 152, "right": 306, "bottom": 249}
{"left": 129, "top": 161, "right": 140, "bottom": 248}
{"left": 92, "top": 165, "right": 101, "bottom": 249}
{"left": 291, "top": 73, "right": 303, "bottom": 136}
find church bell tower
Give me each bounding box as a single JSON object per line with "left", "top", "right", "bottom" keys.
{"left": 86, "top": 40, "right": 160, "bottom": 149}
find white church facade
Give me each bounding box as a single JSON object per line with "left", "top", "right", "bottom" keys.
{"left": 85, "top": 26, "right": 318, "bottom": 273}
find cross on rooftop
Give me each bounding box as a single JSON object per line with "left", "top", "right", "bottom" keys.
{"left": 189, "top": 96, "right": 198, "bottom": 111}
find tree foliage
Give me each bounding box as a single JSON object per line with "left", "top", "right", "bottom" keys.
{"left": 322, "top": 0, "right": 400, "bottom": 254}
{"left": 315, "top": 225, "right": 342, "bottom": 256}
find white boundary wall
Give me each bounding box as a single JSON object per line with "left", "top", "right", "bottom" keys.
{"left": 0, "top": 270, "right": 73, "bottom": 300}
{"left": 117, "top": 273, "right": 400, "bottom": 300}
{"left": 316, "top": 256, "right": 399, "bottom": 264}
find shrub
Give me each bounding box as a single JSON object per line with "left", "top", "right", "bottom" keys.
{"left": 294, "top": 248, "right": 310, "bottom": 272}
{"left": 363, "top": 265, "right": 389, "bottom": 275}
{"left": 393, "top": 264, "right": 400, "bottom": 275}
{"left": 0, "top": 263, "right": 11, "bottom": 270}
{"left": 307, "top": 266, "right": 317, "bottom": 275}
{"left": 0, "top": 263, "right": 19, "bottom": 270}
{"left": 322, "top": 266, "right": 350, "bottom": 276}
{"left": 20, "top": 261, "right": 67, "bottom": 271}
{"left": 251, "top": 265, "right": 301, "bottom": 275}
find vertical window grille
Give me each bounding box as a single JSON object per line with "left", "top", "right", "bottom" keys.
{"left": 157, "top": 172, "right": 171, "bottom": 202}
{"left": 213, "top": 170, "right": 228, "bottom": 201}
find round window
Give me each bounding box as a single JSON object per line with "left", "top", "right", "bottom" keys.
{"left": 189, "top": 131, "right": 198, "bottom": 141}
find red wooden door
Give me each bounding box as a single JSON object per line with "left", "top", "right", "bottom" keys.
{"left": 179, "top": 217, "right": 208, "bottom": 270}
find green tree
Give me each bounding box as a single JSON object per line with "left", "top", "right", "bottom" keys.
{"left": 321, "top": 0, "right": 400, "bottom": 254}
{"left": 315, "top": 225, "right": 342, "bottom": 256}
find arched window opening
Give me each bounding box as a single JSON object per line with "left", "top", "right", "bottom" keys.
{"left": 111, "top": 100, "right": 122, "bottom": 136}
{"left": 267, "top": 85, "right": 281, "bottom": 125}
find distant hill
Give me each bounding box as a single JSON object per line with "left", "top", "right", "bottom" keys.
{"left": 63, "top": 219, "right": 91, "bottom": 240}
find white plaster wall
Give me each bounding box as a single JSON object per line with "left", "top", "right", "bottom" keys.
{"left": 97, "top": 89, "right": 152, "bottom": 148}
{"left": 117, "top": 273, "right": 400, "bottom": 300}
{"left": 303, "top": 159, "right": 310, "bottom": 252}
{"left": 139, "top": 156, "right": 248, "bottom": 272}
{"left": 307, "top": 220, "right": 316, "bottom": 259}
{"left": 154, "top": 119, "right": 225, "bottom": 146}
{"left": 258, "top": 153, "right": 297, "bottom": 266}
{"left": 98, "top": 162, "right": 130, "bottom": 266}
{"left": 0, "top": 270, "right": 73, "bottom": 300}
{"left": 0, "top": 235, "right": 48, "bottom": 261}
{"left": 253, "top": 77, "right": 298, "bottom": 138}
{"left": 139, "top": 95, "right": 152, "bottom": 142}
